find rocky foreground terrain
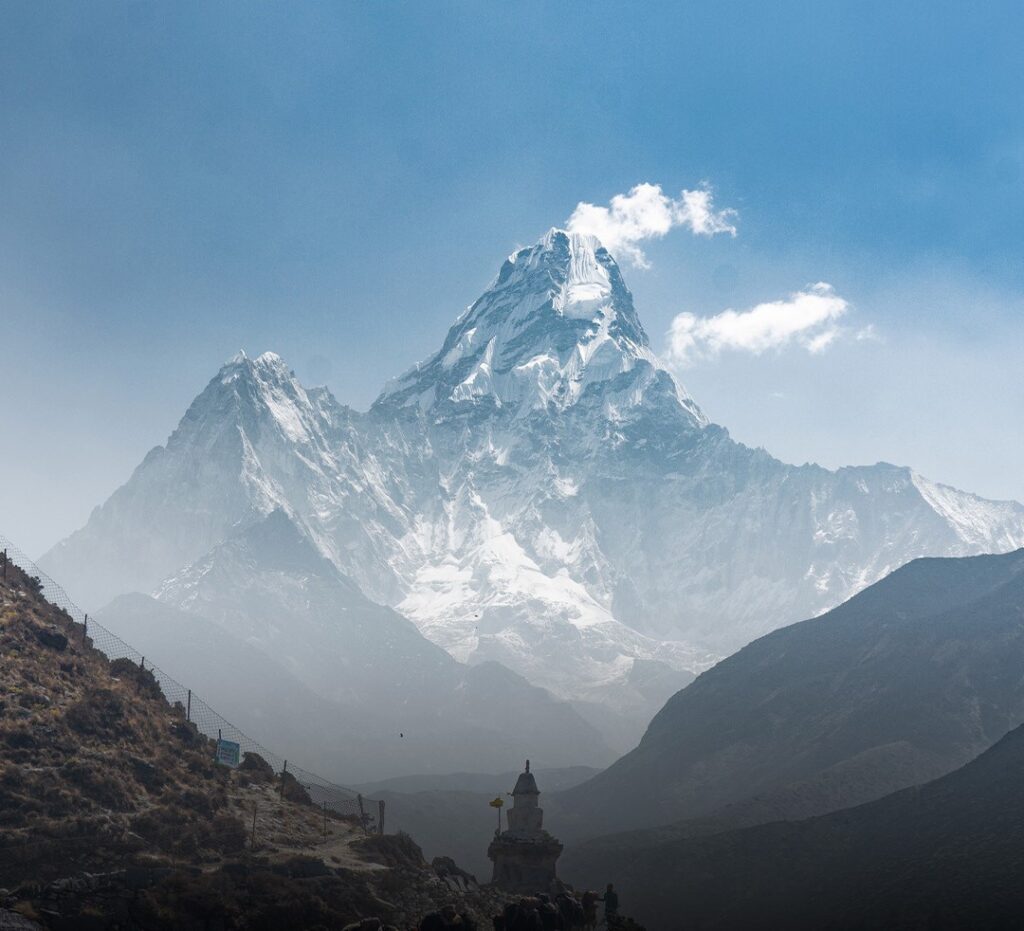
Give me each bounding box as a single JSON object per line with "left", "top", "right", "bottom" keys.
{"left": 0, "top": 557, "right": 514, "bottom": 930}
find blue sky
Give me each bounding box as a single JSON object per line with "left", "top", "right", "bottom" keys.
{"left": 2, "top": 1, "right": 1023, "bottom": 554}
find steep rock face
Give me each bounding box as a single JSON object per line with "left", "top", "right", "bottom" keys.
{"left": 41, "top": 230, "right": 1024, "bottom": 732}
{"left": 42, "top": 351, "right": 411, "bottom": 610}
{"left": 375, "top": 229, "right": 702, "bottom": 421}
{"left": 361, "top": 230, "right": 1024, "bottom": 698}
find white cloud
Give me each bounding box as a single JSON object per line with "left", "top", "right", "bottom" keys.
{"left": 566, "top": 182, "right": 737, "bottom": 267}
{"left": 666, "top": 283, "right": 852, "bottom": 367}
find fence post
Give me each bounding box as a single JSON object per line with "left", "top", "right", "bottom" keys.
{"left": 357, "top": 794, "right": 366, "bottom": 833}
{"left": 280, "top": 761, "right": 287, "bottom": 800}
{"left": 83, "top": 613, "right": 88, "bottom": 640}
{"left": 186, "top": 689, "right": 191, "bottom": 722}
{"left": 378, "top": 799, "right": 385, "bottom": 835}
{"left": 2, "top": 548, "right": 6, "bottom": 580}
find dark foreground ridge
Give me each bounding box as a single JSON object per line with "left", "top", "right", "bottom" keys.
{"left": 566, "top": 720, "right": 1024, "bottom": 929}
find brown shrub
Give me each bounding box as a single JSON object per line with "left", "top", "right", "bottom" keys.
{"left": 65, "top": 689, "right": 125, "bottom": 738}
{"left": 354, "top": 831, "right": 425, "bottom": 871}
{"left": 0, "top": 725, "right": 36, "bottom": 750}
{"left": 132, "top": 807, "right": 199, "bottom": 856}
{"left": 239, "top": 751, "right": 276, "bottom": 783}
{"left": 109, "top": 657, "right": 165, "bottom": 701}
{"left": 129, "top": 755, "right": 166, "bottom": 791}
{"left": 279, "top": 770, "right": 313, "bottom": 806}
{"left": 61, "top": 758, "right": 135, "bottom": 811}
{"left": 170, "top": 719, "right": 207, "bottom": 750}
{"left": 178, "top": 787, "right": 222, "bottom": 817}
{"left": 207, "top": 812, "right": 248, "bottom": 854}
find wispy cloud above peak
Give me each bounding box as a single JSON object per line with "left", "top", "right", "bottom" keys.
{"left": 666, "top": 283, "right": 856, "bottom": 367}
{"left": 566, "top": 182, "right": 737, "bottom": 267}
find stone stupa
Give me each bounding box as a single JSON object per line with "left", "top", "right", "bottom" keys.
{"left": 487, "top": 760, "right": 563, "bottom": 892}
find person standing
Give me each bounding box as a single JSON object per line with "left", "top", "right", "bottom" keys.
{"left": 581, "top": 891, "right": 599, "bottom": 930}
{"left": 601, "top": 884, "right": 619, "bottom": 927}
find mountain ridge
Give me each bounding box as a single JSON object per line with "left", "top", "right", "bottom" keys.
{"left": 40, "top": 228, "right": 1024, "bottom": 739}
{"left": 555, "top": 547, "right": 1024, "bottom": 837}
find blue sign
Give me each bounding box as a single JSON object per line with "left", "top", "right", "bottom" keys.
{"left": 215, "top": 738, "right": 241, "bottom": 768}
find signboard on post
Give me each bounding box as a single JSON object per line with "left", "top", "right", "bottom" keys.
{"left": 215, "top": 738, "right": 241, "bottom": 768}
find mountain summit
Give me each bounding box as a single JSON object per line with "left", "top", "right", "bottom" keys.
{"left": 376, "top": 229, "right": 705, "bottom": 424}
{"left": 41, "top": 228, "right": 1024, "bottom": 746}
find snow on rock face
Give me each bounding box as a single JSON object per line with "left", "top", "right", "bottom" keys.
{"left": 393, "top": 481, "right": 717, "bottom": 703}
{"left": 41, "top": 348, "right": 414, "bottom": 611}
{"left": 376, "top": 228, "right": 706, "bottom": 423}
{"left": 911, "top": 472, "right": 1024, "bottom": 551}
{"left": 39, "top": 229, "right": 1024, "bottom": 738}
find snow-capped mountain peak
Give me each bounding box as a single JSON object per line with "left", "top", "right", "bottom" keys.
{"left": 218, "top": 349, "right": 291, "bottom": 387}
{"left": 375, "top": 228, "right": 704, "bottom": 422}
{"left": 495, "top": 228, "right": 627, "bottom": 326}
{"left": 201, "top": 349, "right": 336, "bottom": 445}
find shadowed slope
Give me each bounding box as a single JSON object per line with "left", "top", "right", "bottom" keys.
{"left": 564, "top": 722, "right": 1024, "bottom": 930}
{"left": 558, "top": 549, "right": 1024, "bottom": 837}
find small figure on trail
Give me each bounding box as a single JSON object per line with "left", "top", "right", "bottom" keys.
{"left": 506, "top": 898, "right": 543, "bottom": 931}
{"left": 601, "top": 884, "right": 619, "bottom": 925}
{"left": 556, "top": 891, "right": 582, "bottom": 930}
{"left": 537, "top": 893, "right": 561, "bottom": 930}
{"left": 580, "top": 891, "right": 599, "bottom": 931}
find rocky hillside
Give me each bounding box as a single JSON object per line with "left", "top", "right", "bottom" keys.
{"left": 557, "top": 548, "right": 1024, "bottom": 838}
{"left": 0, "top": 557, "right": 515, "bottom": 929}
{"left": 563, "top": 722, "right": 1024, "bottom": 930}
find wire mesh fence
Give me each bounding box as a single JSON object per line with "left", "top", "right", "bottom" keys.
{"left": 0, "top": 533, "right": 385, "bottom": 835}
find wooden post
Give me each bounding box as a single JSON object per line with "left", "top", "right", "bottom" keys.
{"left": 186, "top": 689, "right": 191, "bottom": 721}
{"left": 251, "top": 802, "right": 258, "bottom": 849}
{"left": 357, "top": 793, "right": 366, "bottom": 833}
{"left": 83, "top": 613, "right": 88, "bottom": 640}
{"left": 2, "top": 548, "right": 7, "bottom": 580}
{"left": 280, "top": 761, "right": 287, "bottom": 800}
{"left": 378, "top": 799, "right": 385, "bottom": 835}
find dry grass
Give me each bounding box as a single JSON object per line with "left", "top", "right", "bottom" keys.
{"left": 0, "top": 559, "right": 377, "bottom": 886}
{"left": 0, "top": 559, "right": 518, "bottom": 929}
